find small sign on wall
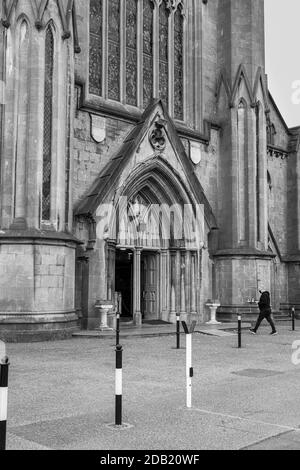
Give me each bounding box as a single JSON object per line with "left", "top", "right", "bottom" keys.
{"left": 190, "top": 141, "right": 202, "bottom": 165}
{"left": 90, "top": 114, "right": 106, "bottom": 143}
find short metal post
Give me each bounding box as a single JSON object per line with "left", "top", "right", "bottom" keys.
{"left": 176, "top": 315, "right": 180, "bottom": 349}
{"left": 292, "top": 307, "right": 296, "bottom": 332}
{"left": 238, "top": 315, "right": 242, "bottom": 349}
{"left": 0, "top": 357, "right": 9, "bottom": 451}
{"left": 116, "top": 294, "right": 121, "bottom": 346}
{"left": 182, "top": 321, "right": 196, "bottom": 409}
{"left": 186, "top": 334, "right": 192, "bottom": 409}
{"left": 115, "top": 345, "right": 123, "bottom": 426}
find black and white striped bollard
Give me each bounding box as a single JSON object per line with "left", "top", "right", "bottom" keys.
{"left": 0, "top": 356, "right": 9, "bottom": 451}
{"left": 115, "top": 345, "right": 123, "bottom": 426}
{"left": 176, "top": 314, "right": 180, "bottom": 349}
{"left": 238, "top": 315, "right": 242, "bottom": 349}
{"left": 182, "top": 321, "right": 196, "bottom": 409}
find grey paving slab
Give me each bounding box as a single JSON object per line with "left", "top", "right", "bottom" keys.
{"left": 4, "top": 324, "right": 300, "bottom": 450}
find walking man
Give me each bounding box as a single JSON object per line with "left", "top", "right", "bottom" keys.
{"left": 250, "top": 290, "right": 278, "bottom": 336}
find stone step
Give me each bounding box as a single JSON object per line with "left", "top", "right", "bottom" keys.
{"left": 273, "top": 315, "right": 292, "bottom": 322}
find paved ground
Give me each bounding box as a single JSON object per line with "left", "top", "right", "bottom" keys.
{"left": 3, "top": 322, "right": 300, "bottom": 450}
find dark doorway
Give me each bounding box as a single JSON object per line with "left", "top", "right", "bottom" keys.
{"left": 115, "top": 249, "right": 133, "bottom": 318}
{"left": 141, "top": 252, "right": 158, "bottom": 320}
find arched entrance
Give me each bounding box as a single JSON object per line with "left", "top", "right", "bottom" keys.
{"left": 103, "top": 159, "right": 205, "bottom": 325}
{"left": 75, "top": 100, "right": 217, "bottom": 329}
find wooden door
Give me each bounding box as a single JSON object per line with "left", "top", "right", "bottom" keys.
{"left": 141, "top": 253, "right": 158, "bottom": 320}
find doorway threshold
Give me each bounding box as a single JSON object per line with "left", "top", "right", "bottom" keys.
{"left": 73, "top": 322, "right": 179, "bottom": 339}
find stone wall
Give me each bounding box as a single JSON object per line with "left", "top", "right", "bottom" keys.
{"left": 73, "top": 96, "right": 134, "bottom": 206}
{"left": 267, "top": 154, "right": 289, "bottom": 256}
{"left": 0, "top": 240, "right": 77, "bottom": 342}
{"left": 194, "top": 130, "right": 220, "bottom": 218}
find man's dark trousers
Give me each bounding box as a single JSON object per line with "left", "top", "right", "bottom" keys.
{"left": 253, "top": 312, "right": 276, "bottom": 333}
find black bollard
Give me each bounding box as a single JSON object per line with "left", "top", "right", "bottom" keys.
{"left": 176, "top": 314, "right": 180, "bottom": 349}
{"left": 115, "top": 345, "right": 123, "bottom": 426}
{"left": 0, "top": 357, "right": 9, "bottom": 451}
{"left": 292, "top": 307, "right": 296, "bottom": 332}
{"left": 116, "top": 295, "right": 121, "bottom": 347}
{"left": 238, "top": 315, "right": 242, "bottom": 349}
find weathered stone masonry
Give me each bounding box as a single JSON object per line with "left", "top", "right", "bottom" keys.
{"left": 0, "top": 0, "right": 299, "bottom": 341}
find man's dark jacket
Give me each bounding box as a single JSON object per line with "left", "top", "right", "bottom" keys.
{"left": 258, "top": 291, "right": 271, "bottom": 315}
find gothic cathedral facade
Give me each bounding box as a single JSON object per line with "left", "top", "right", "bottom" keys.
{"left": 0, "top": 0, "right": 299, "bottom": 341}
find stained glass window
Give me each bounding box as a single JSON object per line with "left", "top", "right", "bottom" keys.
{"left": 174, "top": 8, "right": 184, "bottom": 120}
{"left": 42, "top": 26, "right": 54, "bottom": 221}
{"left": 87, "top": 0, "right": 185, "bottom": 120}
{"left": 126, "top": 0, "right": 138, "bottom": 106}
{"left": 89, "top": 0, "right": 103, "bottom": 96}
{"left": 159, "top": 1, "right": 169, "bottom": 108}
{"left": 108, "top": 0, "right": 121, "bottom": 101}
{"left": 143, "top": 0, "right": 154, "bottom": 107}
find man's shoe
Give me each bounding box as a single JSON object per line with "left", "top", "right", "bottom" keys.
{"left": 250, "top": 329, "right": 256, "bottom": 335}
{"left": 270, "top": 331, "right": 278, "bottom": 336}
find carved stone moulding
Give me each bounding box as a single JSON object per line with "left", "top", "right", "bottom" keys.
{"left": 149, "top": 121, "right": 167, "bottom": 151}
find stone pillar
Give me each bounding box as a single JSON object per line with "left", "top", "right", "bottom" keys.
{"left": 180, "top": 250, "right": 187, "bottom": 321}
{"left": 160, "top": 249, "right": 168, "bottom": 322}
{"left": 190, "top": 252, "right": 197, "bottom": 315}
{"left": 133, "top": 247, "right": 142, "bottom": 326}
{"left": 106, "top": 240, "right": 116, "bottom": 302}
{"left": 13, "top": 21, "right": 29, "bottom": 228}
{"left": 169, "top": 249, "right": 177, "bottom": 323}
{"left": 185, "top": 251, "right": 191, "bottom": 315}
{"left": 256, "top": 103, "right": 268, "bottom": 251}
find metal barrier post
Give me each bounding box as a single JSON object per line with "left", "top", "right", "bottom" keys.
{"left": 182, "top": 321, "right": 196, "bottom": 409}
{"left": 0, "top": 356, "right": 9, "bottom": 451}
{"left": 238, "top": 315, "right": 242, "bottom": 349}
{"left": 176, "top": 314, "right": 180, "bottom": 349}
{"left": 115, "top": 345, "right": 123, "bottom": 426}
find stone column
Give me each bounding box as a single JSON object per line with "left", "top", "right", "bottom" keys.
{"left": 160, "top": 249, "right": 168, "bottom": 322}
{"left": 180, "top": 250, "right": 187, "bottom": 321}
{"left": 106, "top": 240, "right": 116, "bottom": 328}
{"left": 185, "top": 251, "right": 191, "bottom": 316}
{"left": 12, "top": 21, "right": 30, "bottom": 228}
{"left": 256, "top": 103, "right": 268, "bottom": 251}
{"left": 190, "top": 252, "right": 197, "bottom": 315}
{"left": 133, "top": 247, "right": 142, "bottom": 326}
{"left": 106, "top": 240, "right": 116, "bottom": 302}
{"left": 169, "top": 249, "right": 177, "bottom": 323}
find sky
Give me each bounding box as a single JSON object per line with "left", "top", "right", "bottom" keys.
{"left": 265, "top": 0, "right": 300, "bottom": 128}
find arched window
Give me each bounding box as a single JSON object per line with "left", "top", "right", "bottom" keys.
{"left": 42, "top": 25, "right": 54, "bottom": 222}
{"left": 126, "top": 0, "right": 138, "bottom": 106}
{"left": 159, "top": 1, "right": 169, "bottom": 107}
{"left": 143, "top": 0, "right": 154, "bottom": 107}
{"left": 107, "top": 0, "right": 121, "bottom": 101}
{"left": 89, "top": 0, "right": 185, "bottom": 120}
{"left": 89, "top": 0, "right": 103, "bottom": 96}
{"left": 174, "top": 7, "right": 184, "bottom": 120}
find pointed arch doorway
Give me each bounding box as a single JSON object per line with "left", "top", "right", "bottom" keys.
{"left": 105, "top": 160, "right": 204, "bottom": 326}
{"left": 115, "top": 247, "right": 160, "bottom": 322}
